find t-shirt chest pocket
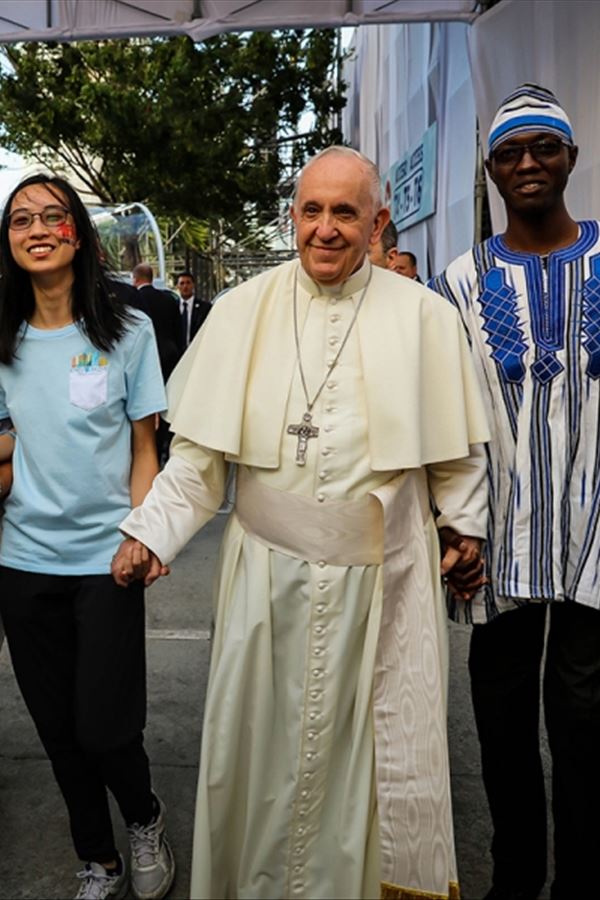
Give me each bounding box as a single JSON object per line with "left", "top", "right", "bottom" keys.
{"left": 69, "top": 368, "right": 108, "bottom": 411}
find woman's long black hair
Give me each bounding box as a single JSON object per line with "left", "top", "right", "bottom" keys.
{"left": 0, "top": 173, "right": 134, "bottom": 364}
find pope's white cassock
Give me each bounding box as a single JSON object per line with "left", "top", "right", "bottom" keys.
{"left": 121, "top": 259, "right": 490, "bottom": 900}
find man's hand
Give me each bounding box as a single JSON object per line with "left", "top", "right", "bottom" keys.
{"left": 111, "top": 537, "right": 170, "bottom": 588}
{"left": 438, "top": 527, "right": 486, "bottom": 601}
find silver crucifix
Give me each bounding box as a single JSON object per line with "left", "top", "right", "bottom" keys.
{"left": 287, "top": 412, "right": 319, "bottom": 466}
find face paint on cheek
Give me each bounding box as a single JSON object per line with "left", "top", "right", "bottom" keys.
{"left": 56, "top": 222, "right": 76, "bottom": 245}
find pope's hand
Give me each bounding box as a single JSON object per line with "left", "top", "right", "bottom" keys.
{"left": 111, "top": 537, "right": 170, "bottom": 587}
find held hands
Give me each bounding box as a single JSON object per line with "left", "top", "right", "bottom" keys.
{"left": 111, "top": 537, "right": 170, "bottom": 588}
{"left": 438, "top": 526, "right": 487, "bottom": 602}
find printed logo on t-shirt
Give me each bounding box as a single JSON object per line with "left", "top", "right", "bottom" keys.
{"left": 71, "top": 350, "right": 109, "bottom": 370}
{"left": 69, "top": 350, "right": 109, "bottom": 411}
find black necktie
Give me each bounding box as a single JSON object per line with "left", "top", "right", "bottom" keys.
{"left": 181, "top": 300, "right": 189, "bottom": 346}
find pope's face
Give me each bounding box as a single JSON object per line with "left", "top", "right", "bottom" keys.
{"left": 291, "top": 155, "right": 389, "bottom": 286}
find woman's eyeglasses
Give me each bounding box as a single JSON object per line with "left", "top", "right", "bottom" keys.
{"left": 7, "top": 205, "right": 71, "bottom": 231}
{"left": 490, "top": 138, "right": 569, "bottom": 167}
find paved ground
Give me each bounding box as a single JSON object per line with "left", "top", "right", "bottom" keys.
{"left": 0, "top": 513, "right": 552, "bottom": 899}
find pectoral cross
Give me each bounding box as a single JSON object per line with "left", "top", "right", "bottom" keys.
{"left": 287, "top": 412, "right": 319, "bottom": 466}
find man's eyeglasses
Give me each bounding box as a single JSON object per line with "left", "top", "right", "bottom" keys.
{"left": 7, "top": 205, "right": 71, "bottom": 231}
{"left": 490, "top": 138, "right": 569, "bottom": 167}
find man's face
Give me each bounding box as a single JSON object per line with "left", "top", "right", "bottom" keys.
{"left": 485, "top": 130, "right": 578, "bottom": 216}
{"left": 392, "top": 253, "right": 417, "bottom": 278}
{"left": 177, "top": 275, "right": 195, "bottom": 300}
{"left": 291, "top": 155, "right": 389, "bottom": 285}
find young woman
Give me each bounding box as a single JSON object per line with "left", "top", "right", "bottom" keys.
{"left": 0, "top": 174, "right": 174, "bottom": 900}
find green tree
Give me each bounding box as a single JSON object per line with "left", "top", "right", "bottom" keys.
{"left": 0, "top": 32, "right": 346, "bottom": 242}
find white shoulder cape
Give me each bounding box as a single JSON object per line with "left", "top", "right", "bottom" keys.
{"left": 166, "top": 260, "right": 489, "bottom": 470}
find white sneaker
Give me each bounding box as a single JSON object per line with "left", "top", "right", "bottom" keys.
{"left": 127, "top": 795, "right": 175, "bottom": 900}
{"left": 75, "top": 856, "right": 128, "bottom": 899}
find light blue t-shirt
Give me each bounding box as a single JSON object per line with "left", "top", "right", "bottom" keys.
{"left": 0, "top": 311, "right": 166, "bottom": 575}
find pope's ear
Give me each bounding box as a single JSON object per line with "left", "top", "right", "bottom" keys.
{"left": 289, "top": 203, "right": 298, "bottom": 226}
{"left": 371, "top": 207, "right": 391, "bottom": 244}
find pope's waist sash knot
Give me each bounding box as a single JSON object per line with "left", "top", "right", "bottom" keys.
{"left": 235, "top": 465, "right": 385, "bottom": 566}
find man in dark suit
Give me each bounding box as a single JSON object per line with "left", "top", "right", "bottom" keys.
{"left": 176, "top": 271, "right": 212, "bottom": 348}
{"left": 132, "top": 263, "right": 183, "bottom": 464}
{"left": 132, "top": 263, "right": 183, "bottom": 380}
{"left": 107, "top": 277, "right": 138, "bottom": 308}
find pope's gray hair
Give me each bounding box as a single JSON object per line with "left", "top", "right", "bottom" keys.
{"left": 292, "top": 146, "right": 383, "bottom": 210}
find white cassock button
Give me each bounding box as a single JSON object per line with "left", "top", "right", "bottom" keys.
{"left": 318, "top": 559, "right": 326, "bottom": 567}
{"left": 315, "top": 604, "right": 325, "bottom": 613}
{"left": 327, "top": 381, "right": 337, "bottom": 389}
{"left": 328, "top": 336, "right": 339, "bottom": 346}
{"left": 319, "top": 471, "right": 327, "bottom": 480}
{"left": 318, "top": 580, "right": 328, "bottom": 589}
{"left": 313, "top": 648, "right": 323, "bottom": 657}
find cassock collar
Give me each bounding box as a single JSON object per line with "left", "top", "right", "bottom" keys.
{"left": 297, "top": 259, "right": 371, "bottom": 299}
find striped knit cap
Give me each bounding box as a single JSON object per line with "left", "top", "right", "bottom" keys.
{"left": 488, "top": 83, "right": 574, "bottom": 155}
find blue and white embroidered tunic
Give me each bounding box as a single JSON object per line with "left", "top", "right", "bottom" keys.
{"left": 429, "top": 222, "right": 600, "bottom": 623}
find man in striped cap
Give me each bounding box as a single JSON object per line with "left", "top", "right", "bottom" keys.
{"left": 429, "top": 85, "right": 599, "bottom": 900}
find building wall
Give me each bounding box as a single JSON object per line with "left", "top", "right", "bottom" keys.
{"left": 469, "top": 0, "right": 600, "bottom": 233}
{"left": 342, "top": 21, "right": 477, "bottom": 278}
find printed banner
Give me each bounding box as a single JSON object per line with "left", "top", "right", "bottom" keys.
{"left": 383, "top": 123, "right": 437, "bottom": 232}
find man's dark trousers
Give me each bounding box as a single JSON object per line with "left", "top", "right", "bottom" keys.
{"left": 469, "top": 602, "right": 600, "bottom": 898}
